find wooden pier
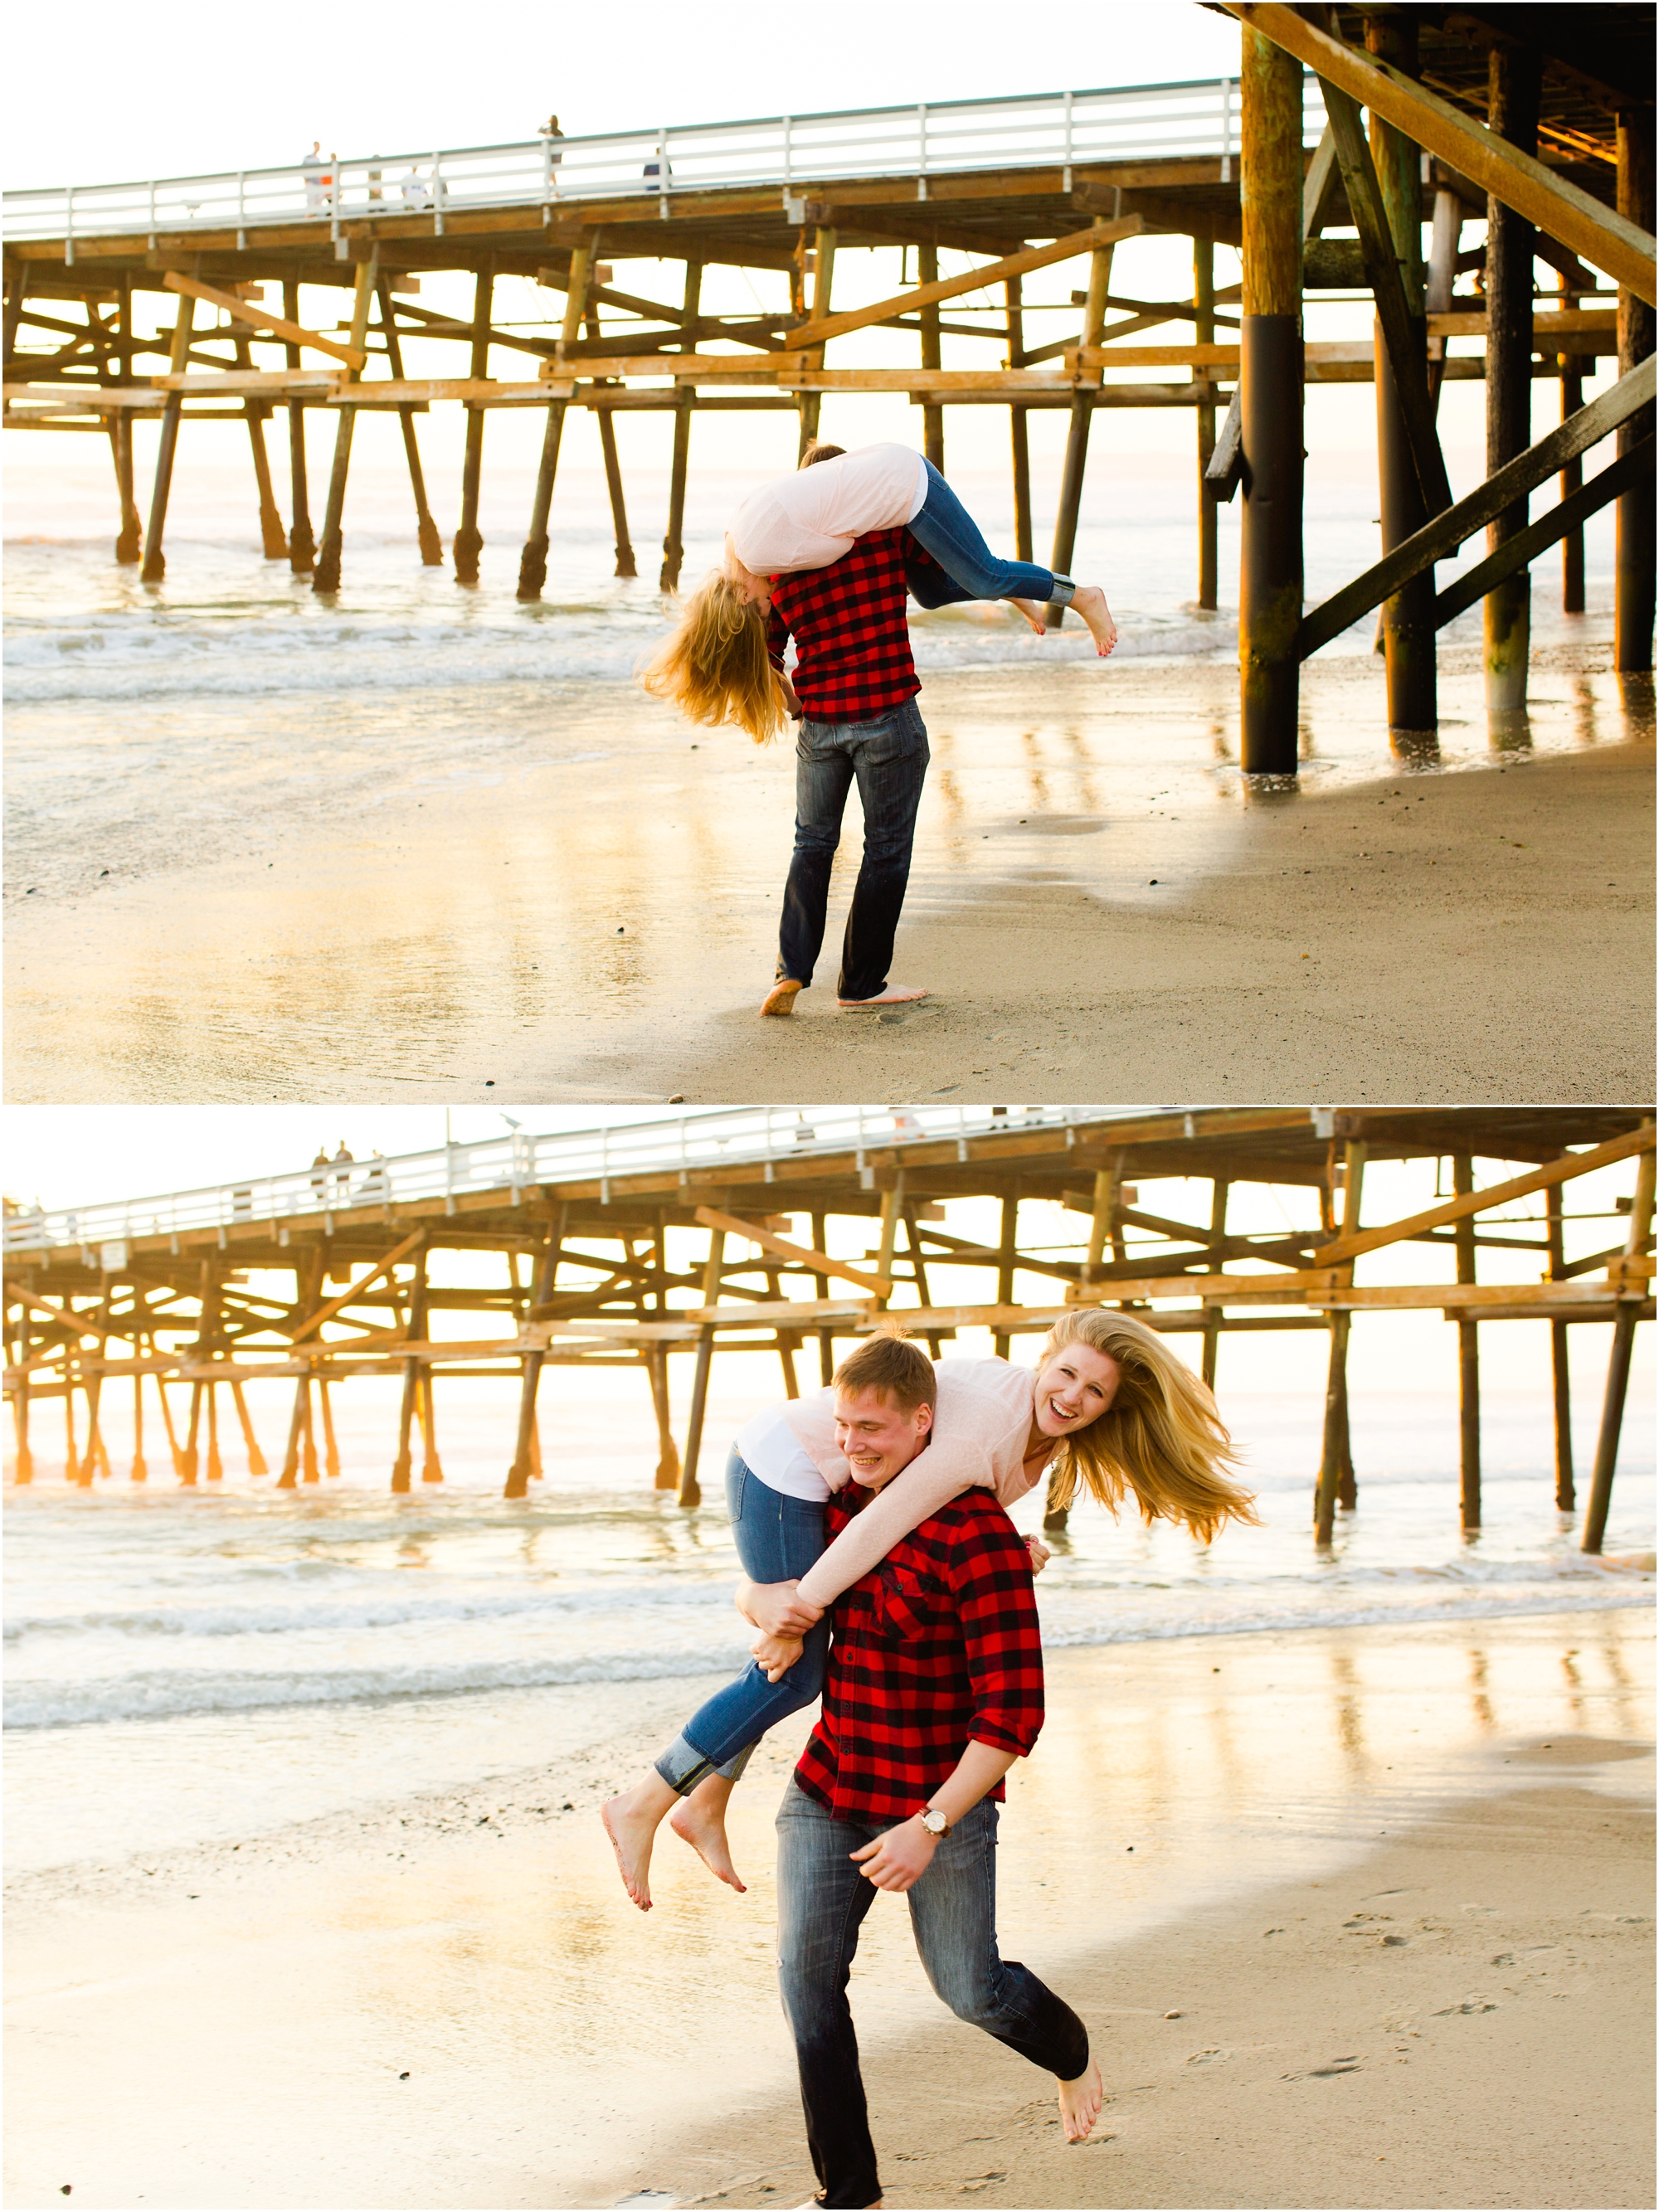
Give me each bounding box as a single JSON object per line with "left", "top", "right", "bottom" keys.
{"left": 4, "top": 1106, "right": 1652, "bottom": 1553}
{"left": 4, "top": 15, "right": 1654, "bottom": 766}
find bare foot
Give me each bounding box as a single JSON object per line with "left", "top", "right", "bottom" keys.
{"left": 1069, "top": 583, "right": 1118, "bottom": 657}
{"left": 1058, "top": 2059, "right": 1104, "bottom": 2142}
{"left": 669, "top": 1796, "right": 748, "bottom": 1894}
{"left": 761, "top": 978, "right": 804, "bottom": 1017}
{"left": 837, "top": 985, "right": 928, "bottom": 1009}
{"left": 1007, "top": 596, "right": 1048, "bottom": 636}
{"left": 601, "top": 1791, "right": 662, "bottom": 1912}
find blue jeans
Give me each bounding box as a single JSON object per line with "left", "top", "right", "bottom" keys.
{"left": 776, "top": 1780, "right": 1090, "bottom": 2208}
{"left": 905, "top": 457, "right": 1076, "bottom": 610}
{"left": 653, "top": 1451, "right": 831, "bottom": 1795}
{"left": 777, "top": 696, "right": 928, "bottom": 1001}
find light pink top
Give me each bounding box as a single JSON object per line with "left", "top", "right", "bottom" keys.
{"left": 785, "top": 1356, "right": 1044, "bottom": 1610}
{"left": 729, "top": 443, "right": 929, "bottom": 576}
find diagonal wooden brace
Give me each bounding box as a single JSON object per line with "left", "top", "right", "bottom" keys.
{"left": 1432, "top": 435, "right": 1654, "bottom": 630}
{"left": 163, "top": 272, "right": 367, "bottom": 371}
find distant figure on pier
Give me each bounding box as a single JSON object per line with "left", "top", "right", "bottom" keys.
{"left": 364, "top": 1150, "right": 390, "bottom": 1197}
{"left": 538, "top": 114, "right": 564, "bottom": 175}
{"left": 399, "top": 167, "right": 431, "bottom": 211}
{"left": 309, "top": 1146, "right": 329, "bottom": 1203}
{"left": 333, "top": 1142, "right": 355, "bottom": 1200}
{"left": 301, "top": 143, "right": 334, "bottom": 214}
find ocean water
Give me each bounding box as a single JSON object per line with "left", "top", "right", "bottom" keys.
{"left": 3, "top": 440, "right": 1625, "bottom": 907}
{"left": 6, "top": 1363, "right": 1651, "bottom": 1877}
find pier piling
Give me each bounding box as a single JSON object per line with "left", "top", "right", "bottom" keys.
{"left": 918, "top": 241, "right": 944, "bottom": 471}
{"left": 452, "top": 261, "right": 494, "bottom": 585}
{"left": 1583, "top": 1135, "right": 1656, "bottom": 1554}
{"left": 1453, "top": 1155, "right": 1481, "bottom": 1531}
{"left": 1483, "top": 44, "right": 1541, "bottom": 715}
{"left": 660, "top": 260, "right": 703, "bottom": 591}
{"left": 139, "top": 292, "right": 192, "bottom": 584}
{"left": 376, "top": 278, "right": 443, "bottom": 563}
{"left": 590, "top": 306, "right": 638, "bottom": 577}
{"left": 1546, "top": 1180, "right": 1574, "bottom": 1511}
{"left": 282, "top": 282, "right": 316, "bottom": 572}
{"left": 1615, "top": 110, "right": 1656, "bottom": 673}
{"left": 130, "top": 1374, "right": 146, "bottom": 1482}
{"left": 1045, "top": 242, "right": 1111, "bottom": 630}
{"left": 1194, "top": 240, "right": 1218, "bottom": 610}
{"left": 313, "top": 255, "right": 377, "bottom": 594}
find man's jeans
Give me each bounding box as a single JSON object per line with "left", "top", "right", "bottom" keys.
{"left": 776, "top": 1780, "right": 1089, "bottom": 2210}
{"left": 778, "top": 698, "right": 928, "bottom": 1004}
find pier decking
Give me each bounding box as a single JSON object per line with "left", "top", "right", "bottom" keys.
{"left": 5, "top": 1106, "right": 1652, "bottom": 1553}
{"left": 4, "top": 8, "right": 1654, "bottom": 762}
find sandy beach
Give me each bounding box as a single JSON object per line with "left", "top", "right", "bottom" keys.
{"left": 6, "top": 1607, "right": 1652, "bottom": 2211}
{"left": 5, "top": 644, "right": 1651, "bottom": 1106}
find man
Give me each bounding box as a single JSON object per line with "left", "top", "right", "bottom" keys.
{"left": 776, "top": 1335, "right": 1102, "bottom": 2210}
{"left": 757, "top": 527, "right": 931, "bottom": 1018}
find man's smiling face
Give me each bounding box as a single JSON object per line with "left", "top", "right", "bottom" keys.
{"left": 833, "top": 1385, "right": 934, "bottom": 1491}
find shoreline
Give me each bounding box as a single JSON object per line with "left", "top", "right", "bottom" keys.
{"left": 6, "top": 1609, "right": 1652, "bottom": 2211}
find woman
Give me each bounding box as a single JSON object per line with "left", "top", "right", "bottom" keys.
{"left": 601, "top": 1309, "right": 1256, "bottom": 1910}
{"left": 638, "top": 441, "right": 1118, "bottom": 746}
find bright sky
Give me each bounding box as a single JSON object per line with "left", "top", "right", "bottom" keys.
{"left": 5, "top": 1, "right": 1243, "bottom": 188}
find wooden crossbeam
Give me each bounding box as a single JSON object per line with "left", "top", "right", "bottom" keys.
{"left": 1432, "top": 435, "right": 1655, "bottom": 630}
{"left": 2, "top": 1286, "right": 137, "bottom": 1344}
{"left": 1222, "top": 5, "right": 1657, "bottom": 304}
{"left": 782, "top": 217, "right": 1144, "bottom": 348}
{"left": 693, "top": 1206, "right": 893, "bottom": 1296}
{"left": 289, "top": 1230, "right": 426, "bottom": 1344}
{"left": 1297, "top": 352, "right": 1657, "bottom": 657}
{"left": 162, "top": 272, "right": 367, "bottom": 370}
{"left": 1311, "top": 1127, "right": 1655, "bottom": 1268}
{"left": 1317, "top": 77, "right": 1452, "bottom": 515}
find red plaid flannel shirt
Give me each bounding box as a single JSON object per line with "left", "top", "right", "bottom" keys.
{"left": 793, "top": 1486, "right": 1044, "bottom": 1825}
{"left": 765, "top": 527, "right": 921, "bottom": 722}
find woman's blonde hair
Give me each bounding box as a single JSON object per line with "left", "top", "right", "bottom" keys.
{"left": 637, "top": 571, "right": 787, "bottom": 746}
{"left": 1038, "top": 1307, "right": 1258, "bottom": 1543}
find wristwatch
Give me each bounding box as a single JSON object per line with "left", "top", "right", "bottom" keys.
{"left": 919, "top": 1806, "right": 951, "bottom": 1838}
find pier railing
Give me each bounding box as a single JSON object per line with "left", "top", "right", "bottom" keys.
{"left": 2, "top": 76, "right": 1327, "bottom": 249}
{"left": 2, "top": 1103, "right": 1182, "bottom": 1262}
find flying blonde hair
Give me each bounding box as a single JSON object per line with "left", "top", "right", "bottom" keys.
{"left": 1037, "top": 1306, "right": 1258, "bottom": 1543}
{"left": 636, "top": 571, "right": 787, "bottom": 746}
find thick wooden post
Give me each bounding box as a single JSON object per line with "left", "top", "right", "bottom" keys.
{"left": 649, "top": 1346, "right": 680, "bottom": 1490}
{"left": 1194, "top": 238, "right": 1219, "bottom": 609}
{"left": 1238, "top": 24, "right": 1304, "bottom": 772}
{"left": 282, "top": 281, "right": 316, "bottom": 573}
{"left": 519, "top": 244, "right": 587, "bottom": 601}
{"left": 205, "top": 1383, "right": 224, "bottom": 1480}
{"left": 1583, "top": 1140, "right": 1655, "bottom": 1555}
{"left": 377, "top": 280, "right": 443, "bottom": 563}
{"left": 591, "top": 304, "right": 638, "bottom": 577}
{"left": 453, "top": 261, "right": 494, "bottom": 585}
{"left": 246, "top": 404, "right": 289, "bottom": 559}
{"left": 918, "top": 241, "right": 944, "bottom": 470}
{"left": 11, "top": 1306, "right": 33, "bottom": 1484}
{"left": 1006, "top": 275, "right": 1033, "bottom": 562}
{"left": 679, "top": 1226, "right": 725, "bottom": 1508}
{"left": 317, "top": 1378, "right": 341, "bottom": 1475}
{"left": 1453, "top": 1155, "right": 1481, "bottom": 1530}
{"left": 231, "top": 1378, "right": 268, "bottom": 1475}
{"left": 112, "top": 283, "right": 144, "bottom": 562}
{"left": 64, "top": 1389, "right": 80, "bottom": 1485}
{"left": 505, "top": 1351, "right": 545, "bottom": 1500}
{"left": 80, "top": 1378, "right": 105, "bottom": 1486}
{"left": 1315, "top": 1140, "right": 1364, "bottom": 1544}
{"left": 1546, "top": 1179, "right": 1574, "bottom": 1510}
{"left": 1484, "top": 46, "right": 1541, "bottom": 712}
{"left": 796, "top": 229, "right": 836, "bottom": 459}
{"left": 391, "top": 1247, "right": 426, "bottom": 1491}
{"left": 156, "top": 1378, "right": 185, "bottom": 1478}
{"left": 993, "top": 1191, "right": 1018, "bottom": 1359}
{"left": 419, "top": 1369, "right": 443, "bottom": 1481}
{"left": 140, "top": 291, "right": 193, "bottom": 584}
{"left": 812, "top": 1212, "right": 835, "bottom": 1385}
{"left": 314, "top": 255, "right": 377, "bottom": 595}
{"left": 1045, "top": 245, "right": 1112, "bottom": 630}
{"left": 181, "top": 1381, "right": 202, "bottom": 1484}
{"left": 1615, "top": 112, "right": 1656, "bottom": 673}
{"left": 1368, "top": 16, "right": 1436, "bottom": 741}
{"left": 661, "top": 259, "right": 703, "bottom": 590}
{"left": 129, "top": 1373, "right": 145, "bottom": 1482}
{"left": 1202, "top": 1179, "right": 1230, "bottom": 1388}
{"left": 277, "top": 1377, "right": 305, "bottom": 1489}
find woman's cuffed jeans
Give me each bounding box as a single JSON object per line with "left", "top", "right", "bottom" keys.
{"left": 653, "top": 1452, "right": 830, "bottom": 1795}
{"left": 776, "top": 1779, "right": 1090, "bottom": 2209}
{"left": 907, "top": 457, "right": 1076, "bottom": 607}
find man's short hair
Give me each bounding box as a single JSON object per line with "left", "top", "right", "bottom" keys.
{"left": 832, "top": 1333, "right": 937, "bottom": 1413}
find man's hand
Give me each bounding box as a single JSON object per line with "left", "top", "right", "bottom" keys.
{"left": 752, "top": 1630, "right": 804, "bottom": 1683}
{"left": 851, "top": 1816, "right": 938, "bottom": 1894}
{"left": 744, "top": 1579, "right": 822, "bottom": 1638}
{"left": 1025, "top": 1536, "right": 1052, "bottom": 1575}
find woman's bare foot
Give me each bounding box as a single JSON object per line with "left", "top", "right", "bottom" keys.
{"left": 601, "top": 1776, "right": 678, "bottom": 1911}
{"left": 1006, "top": 596, "right": 1048, "bottom": 636}
{"left": 1069, "top": 583, "right": 1118, "bottom": 657}
{"left": 1057, "top": 2059, "right": 1104, "bottom": 2142}
{"left": 669, "top": 1794, "right": 747, "bottom": 1894}
{"left": 761, "top": 978, "right": 803, "bottom": 1017}
{"left": 837, "top": 985, "right": 927, "bottom": 1009}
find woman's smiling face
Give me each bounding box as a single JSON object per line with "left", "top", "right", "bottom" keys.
{"left": 1032, "top": 1343, "right": 1120, "bottom": 1439}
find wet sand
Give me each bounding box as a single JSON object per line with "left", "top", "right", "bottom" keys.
{"left": 5, "top": 644, "right": 1651, "bottom": 1105}
{"left": 5, "top": 1609, "right": 1652, "bottom": 2210}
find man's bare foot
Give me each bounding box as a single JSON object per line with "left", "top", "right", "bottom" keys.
{"left": 837, "top": 985, "right": 927, "bottom": 1009}
{"left": 601, "top": 1791, "right": 663, "bottom": 1912}
{"left": 1007, "top": 596, "right": 1048, "bottom": 636}
{"left": 669, "top": 1796, "right": 748, "bottom": 1894}
{"left": 761, "top": 978, "right": 804, "bottom": 1017}
{"left": 1058, "top": 2059, "right": 1104, "bottom": 2142}
{"left": 1069, "top": 583, "right": 1118, "bottom": 657}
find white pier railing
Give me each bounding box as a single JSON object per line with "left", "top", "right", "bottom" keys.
{"left": 2, "top": 76, "right": 1327, "bottom": 254}
{"left": 3, "top": 1104, "right": 1192, "bottom": 1265}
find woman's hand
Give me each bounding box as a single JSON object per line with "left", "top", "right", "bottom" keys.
{"left": 1025, "top": 1535, "right": 1052, "bottom": 1575}
{"left": 780, "top": 673, "right": 803, "bottom": 719}
{"left": 752, "top": 1630, "right": 805, "bottom": 1683}
{"left": 745, "top": 1578, "right": 822, "bottom": 1638}
{"left": 851, "top": 1816, "right": 938, "bottom": 1893}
